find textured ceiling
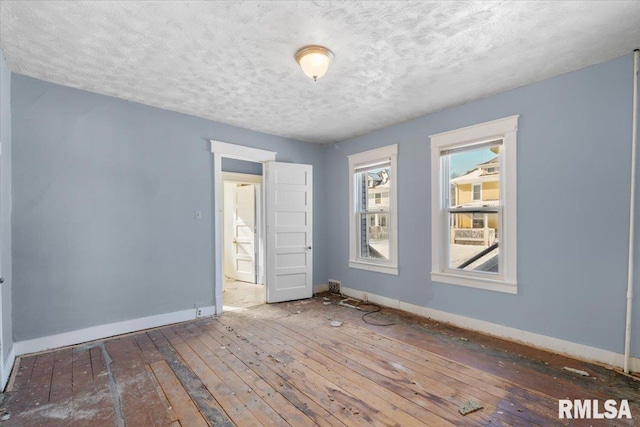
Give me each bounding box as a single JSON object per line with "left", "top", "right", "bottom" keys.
{"left": 1, "top": 1, "right": 639, "bottom": 144}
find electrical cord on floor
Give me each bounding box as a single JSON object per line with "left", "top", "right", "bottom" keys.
{"left": 357, "top": 302, "right": 396, "bottom": 326}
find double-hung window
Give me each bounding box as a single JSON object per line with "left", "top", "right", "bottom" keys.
{"left": 430, "top": 116, "right": 518, "bottom": 293}
{"left": 472, "top": 183, "right": 482, "bottom": 201}
{"left": 348, "top": 144, "right": 398, "bottom": 275}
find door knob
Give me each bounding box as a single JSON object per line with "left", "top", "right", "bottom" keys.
{"left": 306, "top": 246, "right": 312, "bottom": 250}
{"left": 232, "top": 238, "right": 238, "bottom": 244}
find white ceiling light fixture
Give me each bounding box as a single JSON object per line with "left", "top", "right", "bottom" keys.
{"left": 295, "top": 45, "right": 334, "bottom": 81}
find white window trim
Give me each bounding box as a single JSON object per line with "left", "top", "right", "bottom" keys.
{"left": 472, "top": 183, "right": 482, "bottom": 201}
{"left": 430, "top": 116, "right": 518, "bottom": 294}
{"left": 348, "top": 144, "right": 398, "bottom": 275}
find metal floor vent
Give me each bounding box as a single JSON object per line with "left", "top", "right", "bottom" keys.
{"left": 328, "top": 280, "right": 341, "bottom": 294}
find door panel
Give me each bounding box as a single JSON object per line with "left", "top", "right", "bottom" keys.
{"left": 232, "top": 184, "right": 256, "bottom": 283}
{"left": 266, "top": 162, "right": 313, "bottom": 303}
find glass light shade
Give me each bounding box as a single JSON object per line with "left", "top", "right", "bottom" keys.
{"left": 295, "top": 46, "right": 334, "bottom": 81}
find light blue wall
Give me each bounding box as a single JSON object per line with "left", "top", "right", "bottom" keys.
{"left": 222, "top": 158, "right": 263, "bottom": 175}
{"left": 8, "top": 51, "right": 639, "bottom": 360}
{"left": 0, "top": 50, "right": 13, "bottom": 361}
{"left": 11, "top": 75, "right": 327, "bottom": 341}
{"left": 325, "top": 53, "right": 640, "bottom": 358}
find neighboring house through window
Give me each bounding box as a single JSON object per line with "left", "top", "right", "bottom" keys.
{"left": 430, "top": 116, "right": 518, "bottom": 293}
{"left": 348, "top": 144, "right": 398, "bottom": 275}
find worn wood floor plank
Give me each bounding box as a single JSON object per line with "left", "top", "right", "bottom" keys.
{"left": 209, "top": 318, "right": 380, "bottom": 426}
{"left": 192, "top": 320, "right": 347, "bottom": 427}
{"left": 209, "top": 314, "right": 427, "bottom": 427}
{"left": 71, "top": 348, "right": 93, "bottom": 394}
{"left": 222, "top": 312, "right": 476, "bottom": 426}
{"left": 298, "top": 302, "right": 605, "bottom": 413}
{"left": 4, "top": 295, "right": 639, "bottom": 427}
{"left": 148, "top": 328, "right": 234, "bottom": 427}
{"left": 302, "top": 296, "right": 639, "bottom": 425}
{"left": 85, "top": 345, "right": 119, "bottom": 426}
{"left": 106, "top": 338, "right": 154, "bottom": 427}
{"left": 168, "top": 325, "right": 297, "bottom": 427}
{"left": 306, "top": 308, "right": 634, "bottom": 425}
{"left": 218, "top": 313, "right": 464, "bottom": 427}
{"left": 134, "top": 331, "right": 166, "bottom": 365}
{"left": 107, "top": 337, "right": 176, "bottom": 427}
{"left": 177, "top": 322, "right": 315, "bottom": 427}
{"left": 49, "top": 348, "right": 73, "bottom": 404}
{"left": 161, "top": 326, "right": 265, "bottom": 426}
{"left": 28, "top": 352, "right": 56, "bottom": 407}
{"left": 149, "top": 359, "right": 209, "bottom": 427}
{"left": 145, "top": 363, "right": 181, "bottom": 425}
{"left": 272, "top": 309, "right": 555, "bottom": 426}
{"left": 10, "top": 356, "right": 30, "bottom": 392}
{"left": 316, "top": 297, "right": 639, "bottom": 407}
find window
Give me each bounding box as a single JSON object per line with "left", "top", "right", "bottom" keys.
{"left": 348, "top": 144, "right": 398, "bottom": 275}
{"left": 472, "top": 183, "right": 482, "bottom": 201}
{"left": 430, "top": 116, "right": 518, "bottom": 293}
{"left": 472, "top": 213, "right": 485, "bottom": 229}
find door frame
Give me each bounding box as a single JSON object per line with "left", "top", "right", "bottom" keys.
{"left": 222, "top": 172, "right": 263, "bottom": 285}
{"left": 211, "top": 140, "right": 276, "bottom": 314}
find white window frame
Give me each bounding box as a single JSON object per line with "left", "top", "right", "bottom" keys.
{"left": 348, "top": 144, "right": 398, "bottom": 275}
{"left": 472, "top": 183, "right": 482, "bottom": 201}
{"left": 472, "top": 213, "right": 485, "bottom": 229}
{"left": 430, "top": 116, "right": 518, "bottom": 294}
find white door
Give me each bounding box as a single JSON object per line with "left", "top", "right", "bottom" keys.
{"left": 265, "top": 162, "right": 313, "bottom": 303}
{"left": 232, "top": 184, "right": 256, "bottom": 283}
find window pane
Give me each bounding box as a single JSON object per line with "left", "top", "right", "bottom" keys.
{"left": 472, "top": 213, "right": 484, "bottom": 228}
{"left": 449, "top": 212, "right": 499, "bottom": 273}
{"left": 448, "top": 144, "right": 501, "bottom": 208}
{"left": 359, "top": 212, "right": 390, "bottom": 261}
{"left": 472, "top": 184, "right": 481, "bottom": 201}
{"left": 356, "top": 166, "right": 391, "bottom": 211}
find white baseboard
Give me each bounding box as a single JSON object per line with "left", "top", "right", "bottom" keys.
{"left": 198, "top": 306, "right": 216, "bottom": 317}
{"left": 341, "top": 286, "right": 640, "bottom": 372}
{"left": 14, "top": 306, "right": 216, "bottom": 357}
{"left": 1, "top": 345, "right": 15, "bottom": 391}
{"left": 313, "top": 283, "right": 329, "bottom": 293}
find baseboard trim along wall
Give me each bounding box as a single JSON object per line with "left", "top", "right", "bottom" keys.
{"left": 313, "top": 283, "right": 329, "bottom": 294}
{"left": 341, "top": 286, "right": 640, "bottom": 372}
{"left": 13, "top": 306, "right": 216, "bottom": 357}
{"left": 1, "top": 346, "right": 15, "bottom": 391}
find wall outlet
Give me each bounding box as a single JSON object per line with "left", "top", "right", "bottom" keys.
{"left": 195, "top": 210, "right": 202, "bottom": 220}
{"left": 196, "top": 308, "right": 203, "bottom": 317}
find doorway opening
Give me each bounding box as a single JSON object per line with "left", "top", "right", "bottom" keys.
{"left": 212, "top": 141, "right": 277, "bottom": 314}
{"left": 222, "top": 172, "right": 265, "bottom": 310}
{"left": 212, "top": 140, "right": 313, "bottom": 313}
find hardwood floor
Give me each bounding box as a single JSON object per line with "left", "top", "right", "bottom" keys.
{"left": 3, "top": 294, "right": 639, "bottom": 426}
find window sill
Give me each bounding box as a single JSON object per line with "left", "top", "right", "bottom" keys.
{"left": 349, "top": 260, "right": 398, "bottom": 276}
{"left": 431, "top": 272, "right": 517, "bottom": 294}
